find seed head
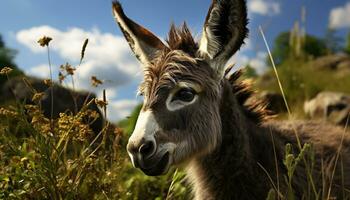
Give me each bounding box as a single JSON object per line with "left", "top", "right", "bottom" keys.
{"left": 44, "top": 79, "right": 53, "bottom": 86}
{"left": 37, "top": 36, "right": 52, "bottom": 47}
{"left": 91, "top": 76, "right": 103, "bottom": 87}
{"left": 61, "top": 63, "right": 76, "bottom": 75}
{"left": 0, "top": 67, "right": 13, "bottom": 75}
{"left": 80, "top": 38, "right": 89, "bottom": 64}
{"left": 0, "top": 107, "right": 18, "bottom": 117}
{"left": 95, "top": 98, "right": 108, "bottom": 108}
{"left": 58, "top": 72, "right": 65, "bottom": 84}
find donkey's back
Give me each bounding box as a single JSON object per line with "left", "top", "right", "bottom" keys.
{"left": 264, "top": 120, "right": 350, "bottom": 198}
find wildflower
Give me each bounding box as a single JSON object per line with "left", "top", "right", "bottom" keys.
{"left": 114, "top": 127, "right": 123, "bottom": 136}
{"left": 91, "top": 76, "right": 103, "bottom": 87}
{"left": 24, "top": 105, "right": 39, "bottom": 113}
{"left": 95, "top": 98, "right": 108, "bottom": 108}
{"left": 24, "top": 105, "right": 50, "bottom": 132}
{"left": 37, "top": 118, "right": 51, "bottom": 133}
{"left": 0, "top": 67, "right": 13, "bottom": 75}
{"left": 86, "top": 109, "right": 99, "bottom": 120}
{"left": 31, "top": 115, "right": 41, "bottom": 124}
{"left": 58, "top": 111, "right": 93, "bottom": 142}
{"left": 32, "top": 92, "right": 45, "bottom": 103}
{"left": 61, "top": 63, "right": 75, "bottom": 75}
{"left": 37, "top": 36, "right": 52, "bottom": 47}
{"left": 0, "top": 107, "right": 18, "bottom": 117}
{"left": 44, "top": 79, "right": 53, "bottom": 86}
{"left": 78, "top": 124, "right": 93, "bottom": 141}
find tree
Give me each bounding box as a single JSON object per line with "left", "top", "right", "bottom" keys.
{"left": 0, "top": 35, "right": 17, "bottom": 67}
{"left": 270, "top": 31, "right": 327, "bottom": 65}
{"left": 0, "top": 34, "right": 23, "bottom": 86}
{"left": 243, "top": 64, "right": 257, "bottom": 78}
{"left": 324, "top": 28, "right": 343, "bottom": 54}
{"left": 345, "top": 31, "right": 350, "bottom": 55}
{"left": 303, "top": 34, "right": 328, "bottom": 58}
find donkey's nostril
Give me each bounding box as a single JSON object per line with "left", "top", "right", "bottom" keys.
{"left": 139, "top": 141, "right": 155, "bottom": 158}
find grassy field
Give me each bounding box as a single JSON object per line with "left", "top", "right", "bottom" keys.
{"left": 257, "top": 58, "right": 350, "bottom": 119}
{"left": 0, "top": 38, "right": 190, "bottom": 200}
{"left": 1, "top": 33, "right": 350, "bottom": 199}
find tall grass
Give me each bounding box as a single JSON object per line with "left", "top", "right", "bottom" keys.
{"left": 0, "top": 37, "right": 189, "bottom": 199}
{"left": 1, "top": 29, "right": 349, "bottom": 199}
{"left": 260, "top": 26, "right": 350, "bottom": 200}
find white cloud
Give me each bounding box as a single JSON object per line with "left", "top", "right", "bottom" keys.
{"left": 26, "top": 64, "right": 51, "bottom": 78}
{"left": 99, "top": 88, "right": 118, "bottom": 100}
{"left": 248, "top": 0, "right": 280, "bottom": 16}
{"left": 241, "top": 37, "right": 252, "bottom": 52}
{"left": 229, "top": 53, "right": 249, "bottom": 67}
{"left": 107, "top": 99, "right": 139, "bottom": 122}
{"left": 329, "top": 2, "right": 350, "bottom": 29}
{"left": 16, "top": 25, "right": 142, "bottom": 121}
{"left": 16, "top": 25, "right": 141, "bottom": 91}
{"left": 229, "top": 51, "right": 268, "bottom": 74}
{"left": 248, "top": 51, "right": 268, "bottom": 74}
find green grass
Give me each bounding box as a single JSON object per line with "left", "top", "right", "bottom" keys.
{"left": 1, "top": 33, "right": 350, "bottom": 199}
{"left": 0, "top": 92, "right": 189, "bottom": 200}
{"left": 0, "top": 37, "right": 190, "bottom": 200}
{"left": 256, "top": 58, "right": 350, "bottom": 118}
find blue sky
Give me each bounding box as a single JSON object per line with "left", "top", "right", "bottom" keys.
{"left": 1, "top": 0, "right": 350, "bottom": 121}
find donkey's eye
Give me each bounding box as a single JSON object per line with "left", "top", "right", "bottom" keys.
{"left": 173, "top": 88, "right": 196, "bottom": 102}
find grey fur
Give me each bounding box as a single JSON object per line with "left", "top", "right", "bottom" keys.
{"left": 112, "top": 0, "right": 350, "bottom": 199}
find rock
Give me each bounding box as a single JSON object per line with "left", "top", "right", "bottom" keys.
{"left": 304, "top": 91, "right": 350, "bottom": 126}
{"left": 259, "top": 91, "right": 287, "bottom": 114}
{"left": 1, "top": 76, "right": 104, "bottom": 134}
{"left": 337, "top": 60, "right": 350, "bottom": 71}
{"left": 310, "top": 54, "right": 350, "bottom": 71}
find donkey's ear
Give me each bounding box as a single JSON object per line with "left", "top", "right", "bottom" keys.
{"left": 112, "top": 1, "right": 167, "bottom": 66}
{"left": 199, "top": 0, "right": 248, "bottom": 76}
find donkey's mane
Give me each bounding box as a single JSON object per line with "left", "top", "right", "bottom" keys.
{"left": 166, "top": 23, "right": 198, "bottom": 55}
{"left": 225, "top": 66, "right": 270, "bottom": 124}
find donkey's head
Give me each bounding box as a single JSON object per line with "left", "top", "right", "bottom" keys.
{"left": 112, "top": 0, "right": 248, "bottom": 176}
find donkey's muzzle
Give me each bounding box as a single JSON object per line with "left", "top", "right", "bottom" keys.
{"left": 127, "top": 139, "right": 170, "bottom": 176}
{"left": 139, "top": 141, "right": 155, "bottom": 158}
{"left": 139, "top": 151, "right": 170, "bottom": 176}
{"left": 127, "top": 139, "right": 156, "bottom": 162}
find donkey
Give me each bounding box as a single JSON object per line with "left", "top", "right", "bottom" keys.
{"left": 112, "top": 0, "right": 350, "bottom": 199}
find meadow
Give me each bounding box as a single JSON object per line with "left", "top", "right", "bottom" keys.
{"left": 0, "top": 23, "right": 350, "bottom": 199}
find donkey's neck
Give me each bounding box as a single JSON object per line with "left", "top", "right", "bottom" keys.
{"left": 186, "top": 80, "right": 273, "bottom": 200}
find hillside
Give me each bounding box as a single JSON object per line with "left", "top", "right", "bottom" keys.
{"left": 256, "top": 54, "right": 350, "bottom": 119}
